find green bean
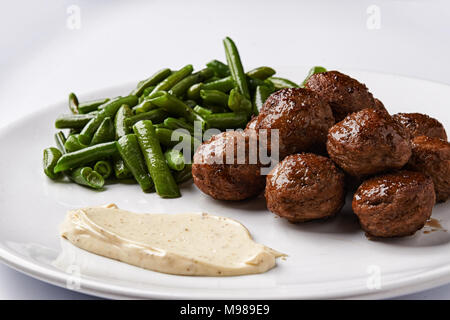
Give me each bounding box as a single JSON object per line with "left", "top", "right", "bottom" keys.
{"left": 78, "top": 98, "right": 110, "bottom": 114}
{"left": 116, "top": 134, "right": 154, "bottom": 192}
{"left": 164, "top": 117, "right": 194, "bottom": 135}
{"left": 300, "top": 66, "right": 327, "bottom": 87}
{"left": 186, "top": 83, "right": 204, "bottom": 101}
{"left": 114, "top": 104, "right": 133, "bottom": 139}
{"left": 68, "top": 92, "right": 79, "bottom": 114}
{"left": 206, "top": 112, "right": 248, "bottom": 130}
{"left": 164, "top": 148, "right": 185, "bottom": 171}
{"left": 246, "top": 66, "right": 276, "bottom": 80}
{"left": 204, "top": 76, "right": 220, "bottom": 83}
{"left": 54, "top": 141, "right": 117, "bottom": 173}
{"left": 253, "top": 85, "right": 274, "bottom": 115}
{"left": 55, "top": 113, "right": 95, "bottom": 129}
{"left": 200, "top": 89, "right": 229, "bottom": 108}
{"left": 155, "top": 127, "right": 201, "bottom": 151}
{"left": 169, "top": 68, "right": 214, "bottom": 98}
{"left": 43, "top": 147, "right": 63, "bottom": 180}
{"left": 133, "top": 121, "right": 180, "bottom": 198}
{"left": 268, "top": 77, "right": 299, "bottom": 90}
{"left": 149, "top": 92, "right": 194, "bottom": 122}
{"left": 202, "top": 76, "right": 235, "bottom": 92}
{"left": 132, "top": 68, "right": 172, "bottom": 96}
{"left": 184, "top": 100, "right": 197, "bottom": 108}
{"left": 173, "top": 164, "right": 192, "bottom": 184}
{"left": 228, "top": 88, "right": 252, "bottom": 115}
{"left": 91, "top": 117, "right": 115, "bottom": 146}
{"left": 54, "top": 131, "right": 67, "bottom": 153}
{"left": 150, "top": 64, "right": 193, "bottom": 96}
{"left": 206, "top": 60, "right": 230, "bottom": 78}
{"left": 64, "top": 134, "right": 87, "bottom": 152}
{"left": 126, "top": 109, "right": 169, "bottom": 127}
{"left": 79, "top": 95, "right": 138, "bottom": 145}
{"left": 133, "top": 99, "right": 159, "bottom": 114}
{"left": 193, "top": 105, "right": 212, "bottom": 118}
{"left": 94, "top": 160, "right": 113, "bottom": 179}
{"left": 138, "top": 86, "right": 156, "bottom": 104}
{"left": 70, "top": 167, "right": 105, "bottom": 189}
{"left": 113, "top": 154, "right": 133, "bottom": 179}
{"left": 223, "top": 37, "right": 250, "bottom": 99}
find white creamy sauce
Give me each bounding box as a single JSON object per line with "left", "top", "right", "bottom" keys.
{"left": 60, "top": 205, "right": 284, "bottom": 276}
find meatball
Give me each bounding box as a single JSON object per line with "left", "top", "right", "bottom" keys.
{"left": 192, "top": 130, "right": 265, "bottom": 201}
{"left": 327, "top": 108, "right": 411, "bottom": 177}
{"left": 305, "top": 71, "right": 380, "bottom": 122}
{"left": 245, "top": 116, "right": 257, "bottom": 130}
{"left": 374, "top": 98, "right": 388, "bottom": 113}
{"left": 265, "top": 153, "right": 345, "bottom": 223}
{"left": 352, "top": 171, "right": 435, "bottom": 238}
{"left": 254, "top": 88, "right": 334, "bottom": 158}
{"left": 407, "top": 136, "right": 450, "bottom": 202}
{"left": 392, "top": 112, "right": 447, "bottom": 140}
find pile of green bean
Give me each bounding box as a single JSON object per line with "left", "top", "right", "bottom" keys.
{"left": 43, "top": 37, "right": 325, "bottom": 198}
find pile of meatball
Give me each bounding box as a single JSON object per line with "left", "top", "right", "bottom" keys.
{"left": 192, "top": 70, "right": 450, "bottom": 238}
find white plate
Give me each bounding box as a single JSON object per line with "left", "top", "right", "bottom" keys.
{"left": 0, "top": 68, "right": 449, "bottom": 300}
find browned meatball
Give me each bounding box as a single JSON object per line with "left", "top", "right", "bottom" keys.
{"left": 374, "top": 98, "right": 387, "bottom": 113}
{"left": 265, "top": 153, "right": 345, "bottom": 222}
{"left": 254, "top": 88, "right": 334, "bottom": 158}
{"left": 327, "top": 109, "right": 411, "bottom": 177}
{"left": 305, "top": 71, "right": 380, "bottom": 122}
{"left": 392, "top": 113, "right": 447, "bottom": 140}
{"left": 352, "top": 171, "right": 435, "bottom": 238}
{"left": 245, "top": 116, "right": 257, "bottom": 130}
{"left": 192, "top": 131, "right": 265, "bottom": 201}
{"left": 407, "top": 136, "right": 450, "bottom": 202}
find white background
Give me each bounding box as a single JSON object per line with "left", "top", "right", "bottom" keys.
{"left": 0, "top": 0, "right": 449, "bottom": 299}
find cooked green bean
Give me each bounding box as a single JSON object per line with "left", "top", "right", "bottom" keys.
{"left": 79, "top": 95, "right": 138, "bottom": 145}
{"left": 223, "top": 37, "right": 250, "bottom": 99}
{"left": 173, "top": 164, "right": 192, "bottom": 184}
{"left": 300, "top": 66, "right": 327, "bottom": 87}
{"left": 169, "top": 68, "right": 214, "bottom": 98}
{"left": 54, "top": 131, "right": 67, "bottom": 153}
{"left": 114, "top": 104, "right": 133, "bottom": 139}
{"left": 70, "top": 167, "right": 105, "bottom": 189}
{"left": 268, "top": 77, "right": 299, "bottom": 90}
{"left": 193, "top": 105, "right": 212, "bottom": 118}
{"left": 138, "top": 86, "right": 156, "bottom": 103}
{"left": 200, "top": 89, "right": 229, "bottom": 108}
{"left": 78, "top": 98, "right": 110, "bottom": 114}
{"left": 113, "top": 154, "right": 133, "bottom": 179}
{"left": 150, "top": 64, "right": 193, "bottom": 96}
{"left": 206, "top": 112, "right": 248, "bottom": 129}
{"left": 55, "top": 113, "right": 95, "bottom": 129}
{"left": 184, "top": 100, "right": 197, "bottom": 108}
{"left": 164, "top": 117, "right": 194, "bottom": 135}
{"left": 149, "top": 92, "right": 195, "bottom": 122}
{"left": 64, "top": 134, "right": 87, "bottom": 152}
{"left": 133, "top": 121, "right": 180, "bottom": 198}
{"left": 133, "top": 99, "right": 159, "bottom": 114}
{"left": 43, "top": 147, "right": 63, "bottom": 179}
{"left": 68, "top": 92, "right": 79, "bottom": 114}
{"left": 206, "top": 59, "right": 230, "bottom": 78}
{"left": 164, "top": 148, "right": 186, "bottom": 171}
{"left": 91, "top": 117, "right": 115, "bottom": 146}
{"left": 228, "top": 88, "right": 252, "bottom": 115}
{"left": 116, "top": 134, "right": 154, "bottom": 192}
{"left": 186, "top": 83, "right": 204, "bottom": 101}
{"left": 126, "top": 109, "right": 169, "bottom": 127}
{"left": 94, "top": 160, "right": 113, "bottom": 179}
{"left": 253, "top": 85, "right": 275, "bottom": 114}
{"left": 54, "top": 141, "right": 117, "bottom": 173}
{"left": 202, "top": 76, "right": 235, "bottom": 92}
{"left": 132, "top": 68, "right": 172, "bottom": 96}
{"left": 247, "top": 66, "right": 276, "bottom": 80}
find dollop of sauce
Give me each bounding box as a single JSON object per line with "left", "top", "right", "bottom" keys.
{"left": 60, "top": 205, "right": 284, "bottom": 276}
